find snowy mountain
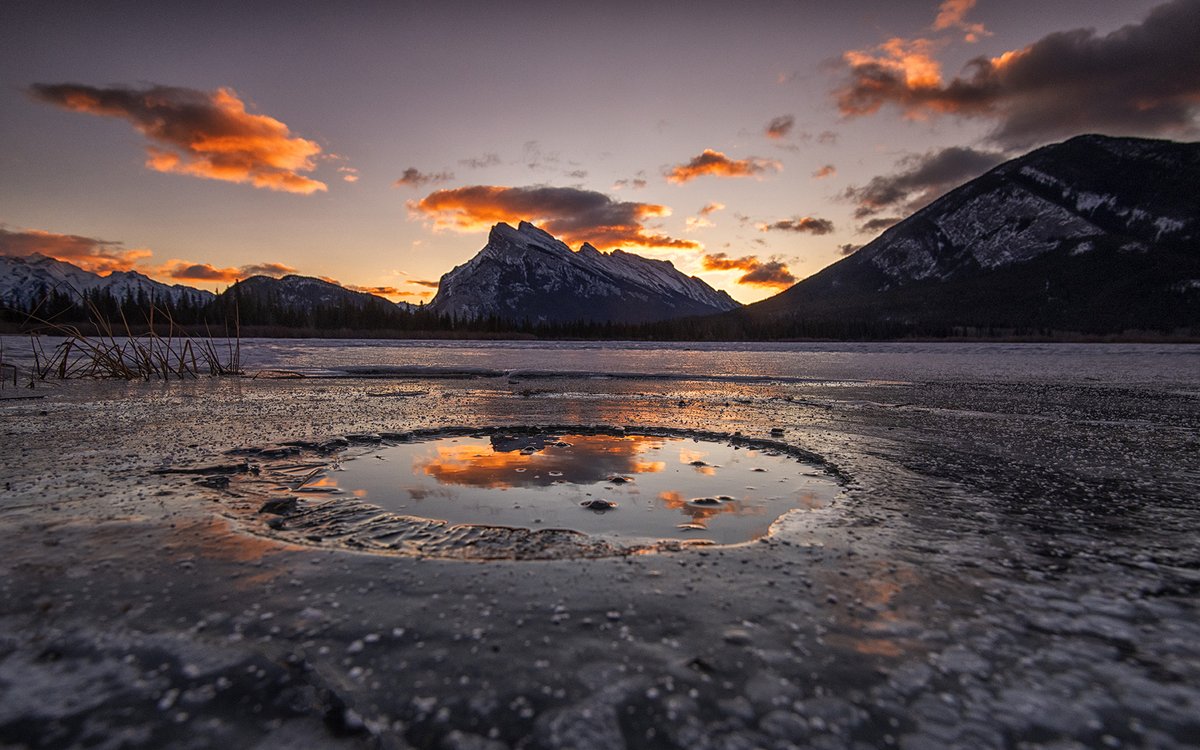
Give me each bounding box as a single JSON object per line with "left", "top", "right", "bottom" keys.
{"left": 748, "top": 135, "right": 1200, "bottom": 333}
{"left": 0, "top": 253, "right": 213, "bottom": 309}
{"left": 428, "top": 222, "right": 741, "bottom": 324}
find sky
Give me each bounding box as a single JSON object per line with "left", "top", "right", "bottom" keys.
{"left": 1, "top": 0, "right": 1196, "bottom": 304}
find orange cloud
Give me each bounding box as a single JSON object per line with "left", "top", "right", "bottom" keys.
{"left": 665, "top": 149, "right": 781, "bottom": 184}
{"left": 932, "top": 0, "right": 989, "bottom": 42}
{"left": 344, "top": 281, "right": 438, "bottom": 303}
{"left": 685, "top": 202, "right": 726, "bottom": 231}
{"left": 410, "top": 185, "right": 699, "bottom": 251}
{"left": 158, "top": 260, "right": 298, "bottom": 283}
{"left": 29, "top": 83, "right": 327, "bottom": 194}
{"left": 339, "top": 167, "right": 360, "bottom": 183}
{"left": 758, "top": 217, "right": 835, "bottom": 235}
{"left": 812, "top": 164, "right": 837, "bottom": 179}
{"left": 836, "top": 0, "right": 1200, "bottom": 148}
{"left": 702, "top": 253, "right": 796, "bottom": 290}
{"left": 0, "top": 225, "right": 151, "bottom": 274}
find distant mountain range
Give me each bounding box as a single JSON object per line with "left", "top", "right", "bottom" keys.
{"left": 744, "top": 134, "right": 1200, "bottom": 333}
{"left": 3, "top": 134, "right": 1198, "bottom": 336}
{"left": 427, "top": 221, "right": 741, "bottom": 324}
{"left": 0, "top": 253, "right": 213, "bottom": 309}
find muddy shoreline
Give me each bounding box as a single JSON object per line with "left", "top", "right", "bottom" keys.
{"left": 2, "top": 374, "right": 1198, "bottom": 748}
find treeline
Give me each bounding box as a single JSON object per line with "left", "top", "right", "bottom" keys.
{"left": 3, "top": 284, "right": 1193, "bottom": 342}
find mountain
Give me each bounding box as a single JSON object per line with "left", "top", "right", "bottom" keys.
{"left": 227, "top": 274, "right": 399, "bottom": 311}
{"left": 217, "top": 274, "right": 424, "bottom": 330}
{"left": 746, "top": 135, "right": 1200, "bottom": 334}
{"left": 428, "top": 222, "right": 741, "bottom": 324}
{"left": 0, "top": 253, "right": 213, "bottom": 309}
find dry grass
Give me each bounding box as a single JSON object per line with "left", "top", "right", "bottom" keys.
{"left": 19, "top": 294, "right": 241, "bottom": 381}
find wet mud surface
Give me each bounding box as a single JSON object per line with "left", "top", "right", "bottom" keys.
{"left": 2, "top": 372, "right": 1199, "bottom": 748}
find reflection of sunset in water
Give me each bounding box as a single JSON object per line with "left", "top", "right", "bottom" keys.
{"left": 825, "top": 562, "right": 924, "bottom": 659}
{"left": 322, "top": 432, "right": 841, "bottom": 545}
{"left": 655, "top": 490, "right": 766, "bottom": 525}
{"left": 416, "top": 434, "right": 667, "bottom": 489}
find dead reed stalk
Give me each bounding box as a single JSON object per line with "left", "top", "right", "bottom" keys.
{"left": 18, "top": 290, "right": 242, "bottom": 381}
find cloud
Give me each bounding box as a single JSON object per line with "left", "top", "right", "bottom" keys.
{"left": 858, "top": 217, "right": 905, "bottom": 234}
{"left": 665, "top": 149, "right": 781, "bottom": 184}
{"left": 339, "top": 167, "right": 359, "bottom": 183}
{"left": 410, "top": 185, "right": 700, "bottom": 250}
{"left": 29, "top": 83, "right": 327, "bottom": 194}
{"left": 409, "top": 279, "right": 441, "bottom": 289}
{"left": 459, "top": 152, "right": 501, "bottom": 169}
{"left": 765, "top": 115, "right": 795, "bottom": 139}
{"left": 394, "top": 167, "right": 454, "bottom": 189}
{"left": 612, "top": 177, "right": 648, "bottom": 191}
{"left": 836, "top": 0, "right": 1200, "bottom": 148}
{"left": 0, "top": 225, "right": 152, "bottom": 274}
{"left": 702, "top": 252, "right": 796, "bottom": 290}
{"left": 158, "top": 260, "right": 297, "bottom": 283}
{"left": 758, "top": 216, "right": 836, "bottom": 235}
{"left": 812, "top": 164, "right": 837, "bottom": 179}
{"left": 838, "top": 243, "right": 863, "bottom": 256}
{"left": 932, "top": 0, "right": 990, "bottom": 42}
{"left": 345, "top": 284, "right": 400, "bottom": 296}
{"left": 685, "top": 202, "right": 726, "bottom": 231}
{"left": 843, "top": 146, "right": 1005, "bottom": 217}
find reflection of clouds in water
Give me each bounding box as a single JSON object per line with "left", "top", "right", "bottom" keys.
{"left": 825, "top": 562, "right": 924, "bottom": 659}
{"left": 656, "top": 490, "right": 767, "bottom": 524}
{"left": 678, "top": 448, "right": 707, "bottom": 464}
{"left": 415, "top": 434, "right": 667, "bottom": 489}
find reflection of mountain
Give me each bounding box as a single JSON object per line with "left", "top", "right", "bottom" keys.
{"left": 415, "top": 434, "right": 667, "bottom": 489}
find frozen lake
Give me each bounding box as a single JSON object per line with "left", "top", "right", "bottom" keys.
{"left": 6, "top": 336, "right": 1198, "bottom": 385}
{"left": 1, "top": 338, "right": 1198, "bottom": 748}
{"left": 244, "top": 338, "right": 1200, "bottom": 385}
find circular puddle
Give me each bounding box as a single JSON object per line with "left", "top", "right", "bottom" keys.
{"left": 305, "top": 430, "right": 840, "bottom": 547}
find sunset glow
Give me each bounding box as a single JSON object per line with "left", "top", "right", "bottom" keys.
{"left": 2, "top": 0, "right": 1194, "bottom": 302}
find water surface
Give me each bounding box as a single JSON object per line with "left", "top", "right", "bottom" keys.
{"left": 320, "top": 432, "right": 839, "bottom": 544}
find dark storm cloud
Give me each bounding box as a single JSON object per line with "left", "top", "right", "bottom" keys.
{"left": 28, "top": 83, "right": 327, "bottom": 193}
{"left": 837, "top": 0, "right": 1200, "bottom": 148}
{"left": 410, "top": 185, "right": 699, "bottom": 250}
{"left": 844, "top": 146, "right": 1005, "bottom": 218}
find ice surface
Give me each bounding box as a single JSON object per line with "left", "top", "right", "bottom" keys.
{"left": 1, "top": 341, "right": 1198, "bottom": 748}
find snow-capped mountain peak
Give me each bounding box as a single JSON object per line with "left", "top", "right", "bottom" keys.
{"left": 429, "top": 222, "right": 740, "bottom": 324}
{"left": 0, "top": 253, "right": 213, "bottom": 309}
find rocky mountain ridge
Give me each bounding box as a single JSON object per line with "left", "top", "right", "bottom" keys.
{"left": 747, "top": 134, "right": 1200, "bottom": 333}
{"left": 428, "top": 222, "right": 741, "bottom": 324}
